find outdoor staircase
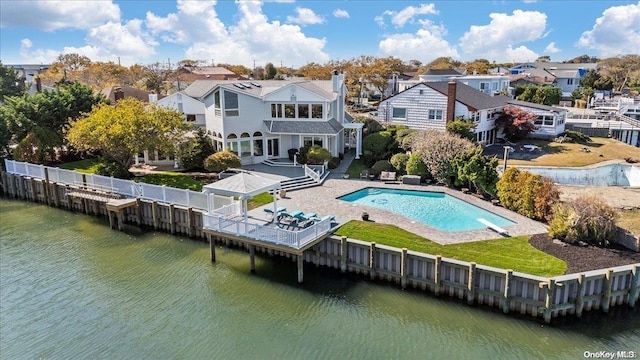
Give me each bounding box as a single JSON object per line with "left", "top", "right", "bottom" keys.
{"left": 261, "top": 158, "right": 298, "bottom": 167}
{"left": 278, "top": 171, "right": 330, "bottom": 192}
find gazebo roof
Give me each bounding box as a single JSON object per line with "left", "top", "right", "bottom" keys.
{"left": 202, "top": 172, "right": 281, "bottom": 198}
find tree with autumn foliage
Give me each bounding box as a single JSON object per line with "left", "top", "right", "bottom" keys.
{"left": 495, "top": 106, "right": 537, "bottom": 141}
{"left": 66, "top": 98, "right": 188, "bottom": 172}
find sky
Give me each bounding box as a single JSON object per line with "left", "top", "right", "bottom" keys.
{"left": 1, "top": 0, "right": 639, "bottom": 69}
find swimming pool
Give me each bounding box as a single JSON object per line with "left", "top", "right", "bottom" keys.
{"left": 338, "top": 188, "right": 515, "bottom": 232}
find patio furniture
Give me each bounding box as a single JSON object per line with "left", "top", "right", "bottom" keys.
{"left": 380, "top": 171, "right": 397, "bottom": 182}
{"left": 360, "top": 169, "right": 370, "bottom": 179}
{"left": 402, "top": 175, "right": 420, "bottom": 185}
{"left": 264, "top": 207, "right": 286, "bottom": 220}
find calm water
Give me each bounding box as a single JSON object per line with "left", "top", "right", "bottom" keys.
{"left": 338, "top": 188, "right": 515, "bottom": 231}
{"left": 1, "top": 198, "right": 639, "bottom": 359}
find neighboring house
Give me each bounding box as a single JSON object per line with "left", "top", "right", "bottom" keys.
{"left": 377, "top": 80, "right": 567, "bottom": 145}
{"left": 158, "top": 72, "right": 363, "bottom": 165}
{"left": 5, "top": 64, "right": 50, "bottom": 83}
{"left": 168, "top": 66, "right": 247, "bottom": 92}
{"left": 101, "top": 85, "right": 156, "bottom": 103}
{"left": 509, "top": 62, "right": 599, "bottom": 97}
{"left": 378, "top": 81, "right": 507, "bottom": 145}
{"left": 398, "top": 69, "right": 510, "bottom": 97}
{"left": 505, "top": 100, "right": 567, "bottom": 139}
{"left": 156, "top": 92, "right": 206, "bottom": 129}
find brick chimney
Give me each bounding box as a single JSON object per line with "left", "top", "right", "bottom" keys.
{"left": 114, "top": 87, "right": 124, "bottom": 102}
{"left": 35, "top": 77, "right": 42, "bottom": 93}
{"left": 446, "top": 80, "right": 456, "bottom": 123}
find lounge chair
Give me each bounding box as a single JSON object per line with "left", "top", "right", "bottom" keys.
{"left": 264, "top": 207, "right": 286, "bottom": 220}
{"left": 293, "top": 212, "right": 316, "bottom": 221}
{"left": 360, "top": 169, "right": 370, "bottom": 179}
{"left": 279, "top": 210, "right": 303, "bottom": 221}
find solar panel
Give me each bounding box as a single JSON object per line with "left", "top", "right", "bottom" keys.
{"left": 233, "top": 83, "right": 246, "bottom": 89}
{"left": 240, "top": 83, "right": 252, "bottom": 88}
{"left": 250, "top": 82, "right": 261, "bottom": 88}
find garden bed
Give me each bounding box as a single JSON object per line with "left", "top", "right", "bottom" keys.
{"left": 529, "top": 234, "right": 640, "bottom": 274}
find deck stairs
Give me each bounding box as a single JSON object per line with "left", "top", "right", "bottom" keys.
{"left": 261, "top": 158, "right": 330, "bottom": 192}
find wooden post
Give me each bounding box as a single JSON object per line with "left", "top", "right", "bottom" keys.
{"left": 0, "top": 171, "right": 7, "bottom": 196}
{"left": 29, "top": 177, "right": 37, "bottom": 201}
{"left": 602, "top": 268, "right": 613, "bottom": 313}
{"left": 207, "top": 233, "right": 216, "bottom": 262}
{"left": 82, "top": 198, "right": 89, "bottom": 214}
{"left": 186, "top": 207, "right": 193, "bottom": 238}
{"left": 117, "top": 210, "right": 124, "bottom": 231}
{"left": 503, "top": 270, "right": 513, "bottom": 314}
{"left": 434, "top": 255, "right": 442, "bottom": 296}
{"left": 108, "top": 211, "right": 115, "bottom": 229}
{"left": 18, "top": 176, "right": 26, "bottom": 199}
{"left": 249, "top": 245, "right": 256, "bottom": 273}
{"left": 152, "top": 201, "right": 159, "bottom": 230}
{"left": 400, "top": 248, "right": 408, "bottom": 289}
{"left": 467, "top": 262, "right": 476, "bottom": 305}
{"left": 43, "top": 167, "right": 51, "bottom": 206}
{"left": 543, "top": 279, "right": 555, "bottom": 324}
{"left": 576, "top": 273, "right": 586, "bottom": 317}
{"left": 340, "top": 236, "right": 348, "bottom": 273}
{"left": 369, "top": 242, "right": 376, "bottom": 280}
{"left": 51, "top": 182, "right": 60, "bottom": 207}
{"left": 629, "top": 265, "right": 639, "bottom": 308}
{"left": 297, "top": 254, "right": 304, "bottom": 284}
{"left": 135, "top": 200, "right": 142, "bottom": 226}
{"left": 65, "top": 186, "right": 72, "bottom": 210}
{"left": 169, "top": 204, "right": 176, "bottom": 235}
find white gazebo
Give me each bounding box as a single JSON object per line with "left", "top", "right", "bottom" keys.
{"left": 202, "top": 172, "right": 281, "bottom": 220}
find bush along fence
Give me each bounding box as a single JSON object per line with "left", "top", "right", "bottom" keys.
{"left": 1, "top": 160, "right": 638, "bottom": 324}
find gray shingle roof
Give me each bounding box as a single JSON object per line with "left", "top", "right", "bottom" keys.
{"left": 506, "top": 99, "right": 566, "bottom": 113}
{"left": 263, "top": 118, "right": 343, "bottom": 134}
{"left": 182, "top": 79, "right": 337, "bottom": 100}
{"left": 424, "top": 81, "right": 507, "bottom": 110}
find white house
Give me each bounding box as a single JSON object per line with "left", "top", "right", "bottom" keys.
{"left": 157, "top": 92, "right": 207, "bottom": 129}
{"left": 378, "top": 81, "right": 507, "bottom": 145}
{"left": 378, "top": 80, "right": 567, "bottom": 145}
{"left": 159, "top": 72, "right": 363, "bottom": 165}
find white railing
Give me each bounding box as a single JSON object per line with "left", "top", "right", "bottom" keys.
{"left": 211, "top": 201, "right": 241, "bottom": 217}
{"left": 3, "top": 159, "right": 210, "bottom": 211}
{"left": 201, "top": 214, "right": 333, "bottom": 249}
{"left": 304, "top": 164, "right": 320, "bottom": 183}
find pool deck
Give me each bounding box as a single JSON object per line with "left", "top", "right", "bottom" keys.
{"left": 251, "top": 178, "right": 548, "bottom": 245}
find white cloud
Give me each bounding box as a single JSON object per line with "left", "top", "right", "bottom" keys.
{"left": 458, "top": 10, "right": 546, "bottom": 62}
{"left": 333, "top": 9, "right": 350, "bottom": 19}
{"left": 577, "top": 2, "right": 640, "bottom": 57}
{"left": 146, "top": 1, "right": 329, "bottom": 68}
{"left": 85, "top": 20, "right": 157, "bottom": 59}
{"left": 378, "top": 20, "right": 459, "bottom": 62}
{"left": 523, "top": 0, "right": 538, "bottom": 3}
{"left": 20, "top": 38, "right": 33, "bottom": 52}
{"left": 286, "top": 7, "right": 325, "bottom": 25}
{"left": 544, "top": 42, "right": 560, "bottom": 54}
{"left": 380, "top": 3, "right": 438, "bottom": 28}
{"left": 0, "top": 0, "right": 120, "bottom": 31}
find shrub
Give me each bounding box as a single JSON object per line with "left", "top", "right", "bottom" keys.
{"left": 179, "top": 128, "right": 216, "bottom": 171}
{"left": 204, "top": 150, "right": 241, "bottom": 173}
{"left": 356, "top": 117, "right": 384, "bottom": 136}
{"left": 496, "top": 168, "right": 560, "bottom": 221}
{"left": 328, "top": 157, "right": 341, "bottom": 169}
{"left": 405, "top": 153, "right": 427, "bottom": 180}
{"left": 362, "top": 131, "right": 394, "bottom": 166}
{"left": 95, "top": 156, "right": 132, "bottom": 179}
{"left": 453, "top": 147, "right": 499, "bottom": 196}
{"left": 307, "top": 145, "right": 332, "bottom": 165}
{"left": 296, "top": 146, "right": 310, "bottom": 164}
{"left": 390, "top": 153, "right": 409, "bottom": 175}
{"left": 549, "top": 196, "right": 618, "bottom": 246}
{"left": 411, "top": 129, "right": 475, "bottom": 184}
{"left": 370, "top": 160, "right": 394, "bottom": 176}
{"left": 446, "top": 117, "right": 476, "bottom": 141}
{"left": 287, "top": 148, "right": 298, "bottom": 161}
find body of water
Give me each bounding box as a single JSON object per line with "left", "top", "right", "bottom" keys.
{"left": 1, "top": 199, "right": 639, "bottom": 359}
{"left": 338, "top": 188, "right": 515, "bottom": 232}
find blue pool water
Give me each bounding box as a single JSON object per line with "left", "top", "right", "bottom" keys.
{"left": 338, "top": 188, "right": 515, "bottom": 232}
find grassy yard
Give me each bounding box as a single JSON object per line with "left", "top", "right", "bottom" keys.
{"left": 507, "top": 137, "right": 640, "bottom": 167}
{"left": 59, "top": 158, "right": 102, "bottom": 173}
{"left": 618, "top": 209, "right": 640, "bottom": 235}
{"left": 344, "top": 158, "right": 369, "bottom": 178}
{"left": 132, "top": 173, "right": 206, "bottom": 191}
{"left": 335, "top": 220, "right": 566, "bottom": 277}
{"left": 247, "top": 192, "right": 274, "bottom": 210}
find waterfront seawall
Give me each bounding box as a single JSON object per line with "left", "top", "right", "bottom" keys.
{"left": 1, "top": 165, "right": 638, "bottom": 324}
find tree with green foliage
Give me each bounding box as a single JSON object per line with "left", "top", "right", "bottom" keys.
{"left": 179, "top": 128, "right": 216, "bottom": 170}
{"left": 0, "top": 63, "right": 23, "bottom": 101}
{"left": 67, "top": 97, "right": 187, "bottom": 171}
{"left": 549, "top": 195, "right": 618, "bottom": 246}
{"left": 453, "top": 147, "right": 499, "bottom": 196}
{"left": 2, "top": 81, "right": 104, "bottom": 163}
{"left": 264, "top": 63, "right": 277, "bottom": 80}
{"left": 517, "top": 85, "right": 561, "bottom": 106}
{"left": 411, "top": 130, "right": 475, "bottom": 185}
{"left": 495, "top": 106, "right": 537, "bottom": 141}
{"left": 390, "top": 153, "right": 409, "bottom": 175}
{"left": 446, "top": 117, "right": 477, "bottom": 141}
{"left": 306, "top": 145, "right": 332, "bottom": 164}
{"left": 370, "top": 160, "right": 394, "bottom": 176}
{"left": 361, "top": 130, "right": 394, "bottom": 166}
{"left": 204, "top": 150, "right": 241, "bottom": 173}
{"left": 405, "top": 153, "right": 427, "bottom": 180}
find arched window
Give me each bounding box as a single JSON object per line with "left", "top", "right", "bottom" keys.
{"left": 240, "top": 132, "right": 250, "bottom": 138}
{"left": 227, "top": 133, "right": 237, "bottom": 139}
{"left": 253, "top": 131, "right": 263, "bottom": 137}
{"left": 217, "top": 132, "right": 222, "bottom": 138}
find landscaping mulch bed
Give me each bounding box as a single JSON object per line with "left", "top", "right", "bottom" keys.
{"left": 529, "top": 234, "right": 640, "bottom": 274}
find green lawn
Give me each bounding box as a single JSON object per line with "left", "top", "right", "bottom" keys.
{"left": 58, "top": 158, "right": 101, "bottom": 174}
{"left": 133, "top": 173, "right": 206, "bottom": 192}
{"left": 335, "top": 220, "right": 566, "bottom": 277}
{"left": 345, "top": 158, "right": 369, "bottom": 178}
{"left": 247, "top": 192, "right": 274, "bottom": 210}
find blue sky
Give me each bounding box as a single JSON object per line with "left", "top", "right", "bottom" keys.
{"left": 1, "top": 1, "right": 639, "bottom": 68}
